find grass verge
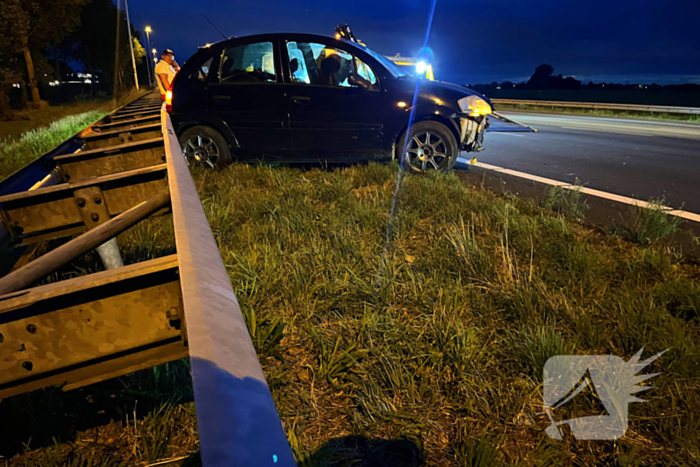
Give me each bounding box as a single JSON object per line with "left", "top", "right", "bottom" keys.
{"left": 3, "top": 162, "right": 699, "bottom": 466}
{"left": 0, "top": 111, "right": 108, "bottom": 182}
{"left": 495, "top": 103, "right": 700, "bottom": 123}
{"left": 0, "top": 89, "right": 154, "bottom": 182}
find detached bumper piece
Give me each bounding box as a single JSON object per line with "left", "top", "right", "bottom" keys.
{"left": 457, "top": 115, "right": 489, "bottom": 152}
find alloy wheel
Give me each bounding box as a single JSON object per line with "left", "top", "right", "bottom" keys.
{"left": 181, "top": 134, "right": 221, "bottom": 168}
{"left": 404, "top": 131, "right": 448, "bottom": 172}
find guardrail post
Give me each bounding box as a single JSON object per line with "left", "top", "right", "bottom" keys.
{"left": 0, "top": 191, "right": 169, "bottom": 295}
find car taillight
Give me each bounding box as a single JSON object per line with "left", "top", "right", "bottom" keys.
{"left": 165, "top": 90, "right": 173, "bottom": 113}
{"left": 165, "top": 74, "right": 177, "bottom": 113}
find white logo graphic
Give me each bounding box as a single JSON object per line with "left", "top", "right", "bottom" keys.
{"left": 542, "top": 348, "right": 666, "bottom": 440}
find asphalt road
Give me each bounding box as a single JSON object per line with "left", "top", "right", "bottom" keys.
{"left": 462, "top": 113, "right": 700, "bottom": 213}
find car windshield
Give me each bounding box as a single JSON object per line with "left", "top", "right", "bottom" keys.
{"left": 349, "top": 42, "right": 407, "bottom": 78}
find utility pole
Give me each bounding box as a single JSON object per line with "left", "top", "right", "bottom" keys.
{"left": 112, "top": 0, "right": 121, "bottom": 101}
{"left": 145, "top": 27, "right": 153, "bottom": 87}
{"left": 124, "top": 0, "right": 139, "bottom": 91}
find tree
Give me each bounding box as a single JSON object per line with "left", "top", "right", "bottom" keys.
{"left": 133, "top": 37, "right": 145, "bottom": 62}
{"left": 526, "top": 64, "right": 581, "bottom": 90}
{"left": 0, "top": 1, "right": 29, "bottom": 112}
{"left": 0, "top": 0, "right": 86, "bottom": 108}
{"left": 71, "top": 0, "right": 145, "bottom": 94}
{"left": 527, "top": 64, "right": 555, "bottom": 88}
{"left": 0, "top": 52, "right": 24, "bottom": 119}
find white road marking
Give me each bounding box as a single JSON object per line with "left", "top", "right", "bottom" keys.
{"left": 459, "top": 159, "right": 699, "bottom": 222}
{"left": 667, "top": 210, "right": 700, "bottom": 223}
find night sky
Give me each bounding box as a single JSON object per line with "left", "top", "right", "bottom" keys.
{"left": 127, "top": 0, "right": 700, "bottom": 85}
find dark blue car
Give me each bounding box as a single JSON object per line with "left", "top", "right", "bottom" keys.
{"left": 168, "top": 33, "right": 492, "bottom": 172}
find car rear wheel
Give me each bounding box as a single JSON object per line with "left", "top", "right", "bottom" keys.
{"left": 397, "top": 121, "right": 458, "bottom": 174}
{"left": 179, "top": 126, "right": 232, "bottom": 169}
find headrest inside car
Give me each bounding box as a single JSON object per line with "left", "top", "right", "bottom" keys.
{"left": 321, "top": 56, "right": 341, "bottom": 75}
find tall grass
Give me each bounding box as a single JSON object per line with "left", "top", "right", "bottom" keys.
{"left": 0, "top": 110, "right": 107, "bottom": 181}
{"left": 542, "top": 182, "right": 589, "bottom": 220}
{"left": 6, "top": 162, "right": 700, "bottom": 466}
{"left": 624, "top": 198, "right": 685, "bottom": 245}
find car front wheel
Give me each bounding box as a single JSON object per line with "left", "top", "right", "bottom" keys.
{"left": 397, "top": 121, "right": 459, "bottom": 174}
{"left": 179, "top": 126, "right": 232, "bottom": 169}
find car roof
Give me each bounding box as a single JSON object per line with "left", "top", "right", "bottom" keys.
{"left": 203, "top": 32, "right": 359, "bottom": 48}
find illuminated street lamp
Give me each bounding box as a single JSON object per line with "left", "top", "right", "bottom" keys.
{"left": 145, "top": 26, "right": 154, "bottom": 86}
{"left": 152, "top": 49, "right": 158, "bottom": 82}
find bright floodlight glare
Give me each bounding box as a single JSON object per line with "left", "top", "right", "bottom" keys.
{"left": 416, "top": 61, "right": 427, "bottom": 74}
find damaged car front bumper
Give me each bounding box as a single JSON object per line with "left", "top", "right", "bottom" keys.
{"left": 454, "top": 114, "right": 489, "bottom": 152}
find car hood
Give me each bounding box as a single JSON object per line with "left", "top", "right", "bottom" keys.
{"left": 390, "top": 78, "right": 492, "bottom": 108}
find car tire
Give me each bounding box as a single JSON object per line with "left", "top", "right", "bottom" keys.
{"left": 397, "top": 121, "right": 459, "bottom": 174}
{"left": 179, "top": 126, "right": 232, "bottom": 169}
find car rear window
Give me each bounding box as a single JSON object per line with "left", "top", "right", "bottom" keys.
{"left": 219, "top": 42, "right": 277, "bottom": 84}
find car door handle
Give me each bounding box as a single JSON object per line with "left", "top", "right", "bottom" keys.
{"left": 213, "top": 95, "right": 231, "bottom": 100}
{"left": 291, "top": 95, "right": 311, "bottom": 103}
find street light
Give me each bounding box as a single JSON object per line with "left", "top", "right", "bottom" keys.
{"left": 124, "top": 0, "right": 139, "bottom": 90}
{"left": 144, "top": 26, "right": 154, "bottom": 86}
{"left": 152, "top": 49, "right": 158, "bottom": 87}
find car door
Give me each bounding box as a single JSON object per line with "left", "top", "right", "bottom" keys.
{"left": 207, "top": 39, "right": 290, "bottom": 155}
{"left": 283, "top": 40, "right": 389, "bottom": 158}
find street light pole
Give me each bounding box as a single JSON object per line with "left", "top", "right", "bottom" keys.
{"left": 112, "top": 0, "right": 121, "bottom": 100}
{"left": 152, "top": 48, "right": 158, "bottom": 89}
{"left": 124, "top": 0, "right": 139, "bottom": 91}
{"left": 145, "top": 26, "right": 153, "bottom": 87}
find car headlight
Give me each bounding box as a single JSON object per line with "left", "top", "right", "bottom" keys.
{"left": 458, "top": 96, "right": 492, "bottom": 117}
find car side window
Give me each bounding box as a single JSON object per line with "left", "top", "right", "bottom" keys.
{"left": 355, "top": 59, "right": 377, "bottom": 86}
{"left": 198, "top": 57, "right": 213, "bottom": 82}
{"left": 286, "top": 41, "right": 379, "bottom": 91}
{"left": 287, "top": 42, "right": 311, "bottom": 84}
{"left": 219, "top": 42, "right": 277, "bottom": 84}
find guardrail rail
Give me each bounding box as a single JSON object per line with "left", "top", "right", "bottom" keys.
{"left": 492, "top": 98, "right": 700, "bottom": 115}
{"left": 0, "top": 92, "right": 295, "bottom": 466}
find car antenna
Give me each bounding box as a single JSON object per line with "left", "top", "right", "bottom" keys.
{"left": 202, "top": 15, "right": 227, "bottom": 40}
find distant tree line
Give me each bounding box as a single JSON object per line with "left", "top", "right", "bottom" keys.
{"left": 474, "top": 64, "right": 700, "bottom": 92}
{"left": 0, "top": 0, "right": 149, "bottom": 118}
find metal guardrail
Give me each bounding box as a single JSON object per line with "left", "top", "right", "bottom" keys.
{"left": 162, "top": 108, "right": 295, "bottom": 466}
{"left": 492, "top": 98, "right": 700, "bottom": 115}
{"left": 0, "top": 92, "right": 295, "bottom": 466}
